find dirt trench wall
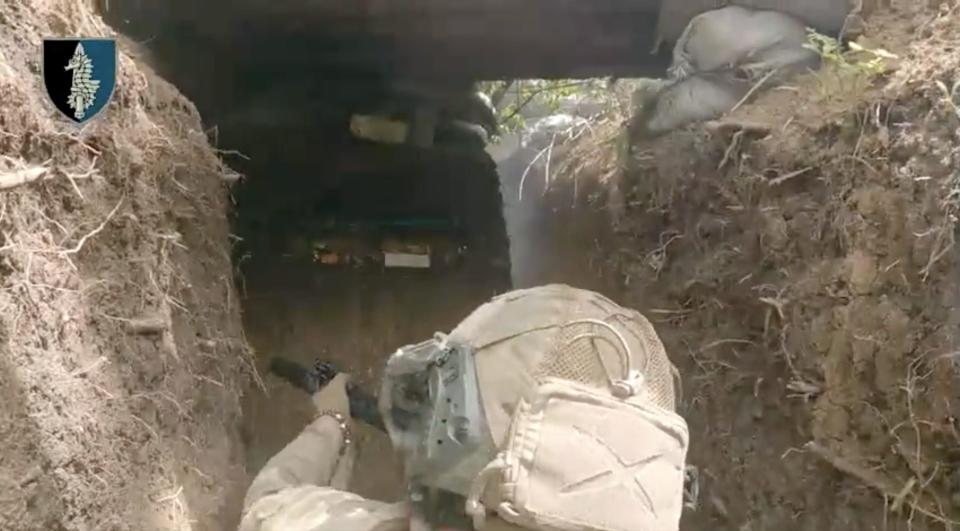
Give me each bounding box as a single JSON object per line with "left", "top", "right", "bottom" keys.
{"left": 557, "top": 4, "right": 959, "bottom": 530}
{"left": 0, "top": 2, "right": 251, "bottom": 530}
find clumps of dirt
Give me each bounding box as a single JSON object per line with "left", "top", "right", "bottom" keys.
{"left": 0, "top": 2, "right": 253, "bottom": 530}
{"left": 556, "top": 3, "right": 960, "bottom": 530}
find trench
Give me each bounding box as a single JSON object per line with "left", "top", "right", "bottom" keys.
{"left": 99, "top": 7, "right": 637, "bottom": 509}
{"left": 20, "top": 2, "right": 957, "bottom": 529}
{"left": 225, "top": 89, "right": 623, "bottom": 503}
{"left": 225, "top": 92, "right": 619, "bottom": 505}
{"left": 231, "top": 123, "right": 516, "bottom": 501}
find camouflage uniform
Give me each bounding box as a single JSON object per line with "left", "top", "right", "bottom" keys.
{"left": 240, "top": 285, "right": 689, "bottom": 530}
{"left": 238, "top": 372, "right": 408, "bottom": 531}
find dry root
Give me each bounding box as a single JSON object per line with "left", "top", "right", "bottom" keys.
{"left": 0, "top": 157, "right": 49, "bottom": 191}
{"left": 806, "top": 442, "right": 959, "bottom": 527}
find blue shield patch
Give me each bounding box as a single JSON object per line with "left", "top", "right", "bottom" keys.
{"left": 43, "top": 38, "right": 117, "bottom": 125}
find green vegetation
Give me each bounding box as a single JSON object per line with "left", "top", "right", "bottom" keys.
{"left": 479, "top": 79, "right": 610, "bottom": 133}
{"left": 803, "top": 29, "right": 898, "bottom": 95}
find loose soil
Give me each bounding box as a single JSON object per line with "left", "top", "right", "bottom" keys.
{"left": 0, "top": 1, "right": 252, "bottom": 529}
{"left": 549, "top": 2, "right": 960, "bottom": 529}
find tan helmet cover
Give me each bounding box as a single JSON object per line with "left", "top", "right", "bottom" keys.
{"left": 450, "top": 285, "right": 689, "bottom": 531}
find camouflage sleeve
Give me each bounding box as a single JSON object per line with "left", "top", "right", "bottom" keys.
{"left": 242, "top": 415, "right": 354, "bottom": 513}
{"left": 239, "top": 485, "right": 409, "bottom": 531}
{"left": 239, "top": 414, "right": 412, "bottom": 530}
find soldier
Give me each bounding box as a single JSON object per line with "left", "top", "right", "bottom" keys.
{"left": 239, "top": 284, "right": 689, "bottom": 530}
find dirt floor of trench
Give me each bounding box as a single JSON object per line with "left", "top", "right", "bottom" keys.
{"left": 238, "top": 255, "right": 510, "bottom": 502}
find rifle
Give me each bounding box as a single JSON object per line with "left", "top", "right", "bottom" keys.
{"left": 269, "top": 357, "right": 387, "bottom": 432}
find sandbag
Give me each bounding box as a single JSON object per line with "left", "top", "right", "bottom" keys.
{"left": 632, "top": 5, "right": 823, "bottom": 137}
{"left": 654, "top": 0, "right": 854, "bottom": 46}
{"left": 631, "top": 73, "right": 746, "bottom": 136}
{"left": 670, "top": 6, "right": 819, "bottom": 79}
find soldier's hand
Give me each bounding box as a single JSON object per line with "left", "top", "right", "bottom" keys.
{"left": 311, "top": 372, "right": 351, "bottom": 417}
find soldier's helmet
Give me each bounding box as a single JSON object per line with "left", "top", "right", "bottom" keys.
{"left": 379, "top": 284, "right": 689, "bottom": 530}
